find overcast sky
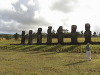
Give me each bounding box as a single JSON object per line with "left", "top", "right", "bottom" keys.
{"left": 0, "top": 0, "right": 100, "bottom": 34}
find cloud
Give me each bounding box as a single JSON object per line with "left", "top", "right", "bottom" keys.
{"left": 1, "top": 0, "right": 100, "bottom": 34}
{"left": 0, "top": 0, "right": 40, "bottom": 25}
{"left": 0, "top": 20, "right": 20, "bottom": 33}
{"left": 51, "top": 0, "right": 78, "bottom": 13}
{"left": 0, "top": 0, "right": 50, "bottom": 33}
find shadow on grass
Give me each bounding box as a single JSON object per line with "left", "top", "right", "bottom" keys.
{"left": 65, "top": 60, "right": 86, "bottom": 66}
{"left": 45, "top": 44, "right": 63, "bottom": 52}
{"left": 64, "top": 45, "right": 81, "bottom": 52}
{"left": 21, "top": 45, "right": 35, "bottom": 50}
{"left": 17, "top": 45, "right": 47, "bottom": 53}
{"left": 26, "top": 51, "right": 42, "bottom": 54}
{"left": 30, "top": 45, "right": 47, "bottom": 51}
{"left": 41, "top": 52, "right": 57, "bottom": 55}
{"left": 8, "top": 45, "right": 24, "bottom": 50}
{"left": 1, "top": 45, "right": 82, "bottom": 54}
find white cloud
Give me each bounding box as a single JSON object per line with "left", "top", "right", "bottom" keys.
{"left": 20, "top": 4, "right": 28, "bottom": 12}
{"left": 0, "top": 0, "right": 18, "bottom": 10}
{"left": 0, "top": 0, "right": 50, "bottom": 33}
{"left": 51, "top": 0, "right": 78, "bottom": 13}
{"left": 28, "top": 0, "right": 35, "bottom": 6}
{"left": 0, "top": 0, "right": 100, "bottom": 34}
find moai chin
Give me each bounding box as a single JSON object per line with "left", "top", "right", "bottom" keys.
{"left": 47, "top": 26, "right": 52, "bottom": 44}
{"left": 37, "top": 28, "right": 42, "bottom": 44}
{"left": 28, "top": 30, "right": 33, "bottom": 45}
{"left": 57, "top": 26, "right": 63, "bottom": 44}
{"left": 71, "top": 25, "right": 78, "bottom": 44}
{"left": 84, "top": 23, "right": 91, "bottom": 43}
{"left": 21, "top": 31, "right": 25, "bottom": 44}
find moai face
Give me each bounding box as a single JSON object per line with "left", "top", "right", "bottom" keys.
{"left": 48, "top": 26, "right": 52, "bottom": 34}
{"left": 58, "top": 26, "right": 63, "bottom": 33}
{"left": 85, "top": 23, "right": 90, "bottom": 31}
{"left": 29, "top": 30, "right": 32, "bottom": 34}
{"left": 71, "top": 25, "right": 77, "bottom": 32}
{"left": 22, "top": 31, "right": 25, "bottom": 36}
{"left": 38, "top": 28, "right": 42, "bottom": 34}
{"left": 48, "top": 26, "right": 52, "bottom": 29}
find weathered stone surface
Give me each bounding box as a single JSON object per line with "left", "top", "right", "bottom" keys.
{"left": 84, "top": 23, "right": 91, "bottom": 43}
{"left": 14, "top": 33, "right": 19, "bottom": 40}
{"left": 71, "top": 25, "right": 78, "bottom": 44}
{"left": 57, "top": 26, "right": 63, "bottom": 44}
{"left": 21, "top": 31, "right": 25, "bottom": 44}
{"left": 47, "top": 26, "right": 52, "bottom": 44}
{"left": 37, "top": 28, "right": 42, "bottom": 44}
{"left": 28, "top": 30, "right": 33, "bottom": 45}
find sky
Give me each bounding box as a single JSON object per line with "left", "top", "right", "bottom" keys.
{"left": 0, "top": 0, "right": 100, "bottom": 34}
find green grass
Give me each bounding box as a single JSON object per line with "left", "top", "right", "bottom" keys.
{"left": 0, "top": 44, "right": 99, "bottom": 53}
{"left": 0, "top": 50, "right": 99, "bottom": 75}
{"left": 0, "top": 37, "right": 100, "bottom": 44}
{"left": 0, "top": 38, "right": 100, "bottom": 75}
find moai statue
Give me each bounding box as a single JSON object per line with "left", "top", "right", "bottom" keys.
{"left": 21, "top": 31, "right": 25, "bottom": 44}
{"left": 14, "top": 33, "right": 19, "bottom": 40}
{"left": 37, "top": 28, "right": 42, "bottom": 44}
{"left": 71, "top": 25, "right": 78, "bottom": 44}
{"left": 28, "top": 30, "right": 33, "bottom": 45}
{"left": 47, "top": 26, "right": 52, "bottom": 44}
{"left": 57, "top": 26, "right": 63, "bottom": 44}
{"left": 84, "top": 23, "right": 91, "bottom": 43}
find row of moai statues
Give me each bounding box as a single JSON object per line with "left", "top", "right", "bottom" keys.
{"left": 21, "top": 23, "right": 91, "bottom": 45}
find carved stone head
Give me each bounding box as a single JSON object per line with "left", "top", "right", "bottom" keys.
{"left": 85, "top": 23, "right": 90, "bottom": 31}
{"left": 47, "top": 26, "right": 52, "bottom": 33}
{"left": 58, "top": 26, "right": 63, "bottom": 33}
{"left": 22, "top": 31, "right": 25, "bottom": 36}
{"left": 38, "top": 28, "right": 42, "bottom": 34}
{"left": 29, "top": 30, "right": 32, "bottom": 34}
{"left": 71, "top": 25, "right": 77, "bottom": 32}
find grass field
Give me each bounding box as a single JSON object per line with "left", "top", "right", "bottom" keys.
{"left": 0, "top": 37, "right": 100, "bottom": 75}
{"left": 0, "top": 51, "right": 100, "bottom": 75}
